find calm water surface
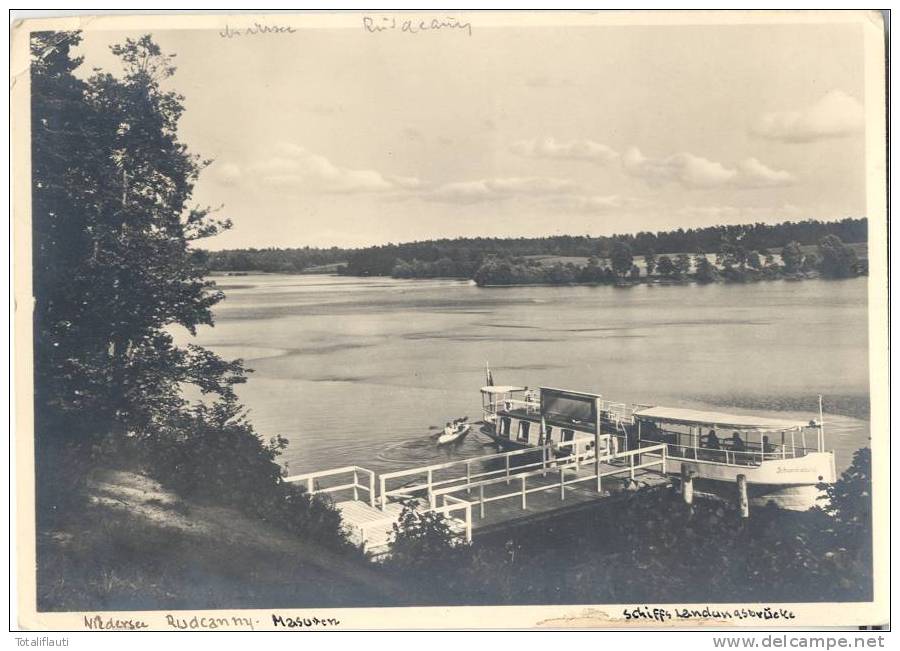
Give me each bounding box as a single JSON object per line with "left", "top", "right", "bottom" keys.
{"left": 178, "top": 274, "right": 870, "bottom": 475}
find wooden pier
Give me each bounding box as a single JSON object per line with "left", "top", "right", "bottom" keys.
{"left": 286, "top": 442, "right": 670, "bottom": 556}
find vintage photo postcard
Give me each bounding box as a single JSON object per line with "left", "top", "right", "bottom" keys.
{"left": 11, "top": 10, "right": 889, "bottom": 631}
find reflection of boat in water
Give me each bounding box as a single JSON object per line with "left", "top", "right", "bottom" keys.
{"left": 438, "top": 418, "right": 471, "bottom": 445}
{"left": 479, "top": 368, "right": 838, "bottom": 511}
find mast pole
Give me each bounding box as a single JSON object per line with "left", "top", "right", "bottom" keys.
{"left": 818, "top": 394, "right": 825, "bottom": 452}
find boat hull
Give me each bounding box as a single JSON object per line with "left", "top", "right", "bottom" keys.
{"left": 645, "top": 450, "right": 836, "bottom": 511}
{"left": 438, "top": 424, "right": 471, "bottom": 445}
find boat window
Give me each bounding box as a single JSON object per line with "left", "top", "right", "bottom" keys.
{"left": 517, "top": 420, "right": 530, "bottom": 442}
{"left": 561, "top": 429, "right": 574, "bottom": 442}
{"left": 500, "top": 417, "right": 511, "bottom": 437}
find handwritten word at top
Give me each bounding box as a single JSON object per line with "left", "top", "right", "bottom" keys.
{"left": 363, "top": 15, "right": 473, "bottom": 37}
{"left": 219, "top": 23, "right": 297, "bottom": 39}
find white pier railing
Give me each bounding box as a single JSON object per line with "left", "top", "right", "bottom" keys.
{"left": 428, "top": 443, "right": 668, "bottom": 518}
{"left": 284, "top": 465, "right": 377, "bottom": 508}
{"left": 378, "top": 440, "right": 597, "bottom": 511}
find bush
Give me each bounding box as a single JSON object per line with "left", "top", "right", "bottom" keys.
{"left": 141, "top": 396, "right": 354, "bottom": 551}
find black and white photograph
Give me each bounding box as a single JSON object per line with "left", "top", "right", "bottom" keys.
{"left": 10, "top": 9, "right": 889, "bottom": 632}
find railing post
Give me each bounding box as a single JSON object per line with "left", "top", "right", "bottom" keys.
{"left": 520, "top": 475, "right": 527, "bottom": 510}
{"left": 307, "top": 477, "right": 314, "bottom": 494}
{"left": 466, "top": 461, "right": 471, "bottom": 494}
{"left": 629, "top": 453, "right": 635, "bottom": 480}
{"left": 380, "top": 476, "right": 386, "bottom": 511}
{"left": 662, "top": 445, "right": 668, "bottom": 475}
{"left": 505, "top": 454, "right": 510, "bottom": 484}
{"left": 559, "top": 467, "right": 565, "bottom": 500}
{"left": 427, "top": 468, "right": 433, "bottom": 494}
{"left": 369, "top": 472, "right": 376, "bottom": 508}
{"left": 353, "top": 469, "right": 359, "bottom": 501}
{"left": 479, "top": 484, "right": 485, "bottom": 519}
{"left": 542, "top": 445, "right": 547, "bottom": 475}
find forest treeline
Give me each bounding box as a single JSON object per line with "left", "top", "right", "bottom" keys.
{"left": 202, "top": 218, "right": 867, "bottom": 282}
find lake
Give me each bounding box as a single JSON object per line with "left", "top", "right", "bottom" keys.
{"left": 179, "top": 274, "right": 870, "bottom": 476}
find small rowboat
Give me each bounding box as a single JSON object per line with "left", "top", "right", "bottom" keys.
{"left": 438, "top": 419, "right": 470, "bottom": 445}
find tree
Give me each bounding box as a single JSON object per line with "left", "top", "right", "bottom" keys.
{"left": 781, "top": 241, "right": 803, "bottom": 273}
{"left": 802, "top": 252, "right": 819, "bottom": 273}
{"left": 32, "top": 33, "right": 242, "bottom": 493}
{"left": 694, "top": 256, "right": 718, "bottom": 283}
{"left": 818, "top": 235, "right": 859, "bottom": 278}
{"left": 629, "top": 264, "right": 640, "bottom": 280}
{"left": 385, "top": 502, "right": 466, "bottom": 573}
{"left": 644, "top": 250, "right": 657, "bottom": 276}
{"left": 675, "top": 253, "right": 692, "bottom": 277}
{"left": 656, "top": 255, "right": 676, "bottom": 277}
{"left": 746, "top": 250, "right": 762, "bottom": 270}
{"left": 610, "top": 241, "right": 633, "bottom": 278}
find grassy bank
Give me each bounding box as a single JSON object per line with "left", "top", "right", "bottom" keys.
{"left": 37, "top": 469, "right": 408, "bottom": 611}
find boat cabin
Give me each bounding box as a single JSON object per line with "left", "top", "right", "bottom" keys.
{"left": 481, "top": 385, "right": 612, "bottom": 456}
{"left": 632, "top": 406, "right": 825, "bottom": 466}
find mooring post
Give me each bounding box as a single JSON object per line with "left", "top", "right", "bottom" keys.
{"left": 681, "top": 463, "right": 695, "bottom": 505}
{"left": 737, "top": 474, "right": 749, "bottom": 518}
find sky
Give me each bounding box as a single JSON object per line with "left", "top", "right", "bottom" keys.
{"left": 74, "top": 16, "right": 869, "bottom": 249}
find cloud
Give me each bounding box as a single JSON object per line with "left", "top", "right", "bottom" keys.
{"left": 735, "top": 157, "right": 796, "bottom": 188}
{"left": 750, "top": 90, "right": 865, "bottom": 143}
{"left": 623, "top": 147, "right": 794, "bottom": 189}
{"left": 543, "top": 194, "right": 652, "bottom": 214}
{"left": 425, "top": 177, "right": 578, "bottom": 204}
{"left": 623, "top": 148, "right": 737, "bottom": 188}
{"left": 674, "top": 202, "right": 806, "bottom": 223}
{"left": 512, "top": 137, "right": 793, "bottom": 189}
{"left": 511, "top": 137, "right": 620, "bottom": 164}
{"left": 230, "top": 143, "right": 421, "bottom": 194}
{"left": 211, "top": 161, "right": 242, "bottom": 186}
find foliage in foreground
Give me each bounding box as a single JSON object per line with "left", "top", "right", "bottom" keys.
{"left": 382, "top": 449, "right": 873, "bottom": 605}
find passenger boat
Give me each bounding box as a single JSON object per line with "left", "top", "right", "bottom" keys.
{"left": 630, "top": 405, "right": 836, "bottom": 510}
{"left": 479, "top": 376, "right": 837, "bottom": 511}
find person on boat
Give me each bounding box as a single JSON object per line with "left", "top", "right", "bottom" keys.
{"left": 762, "top": 435, "right": 775, "bottom": 454}
{"left": 704, "top": 428, "right": 720, "bottom": 449}
{"left": 730, "top": 432, "right": 746, "bottom": 452}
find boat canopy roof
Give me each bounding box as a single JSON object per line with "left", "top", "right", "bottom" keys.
{"left": 633, "top": 406, "right": 812, "bottom": 431}
{"left": 481, "top": 385, "right": 525, "bottom": 394}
